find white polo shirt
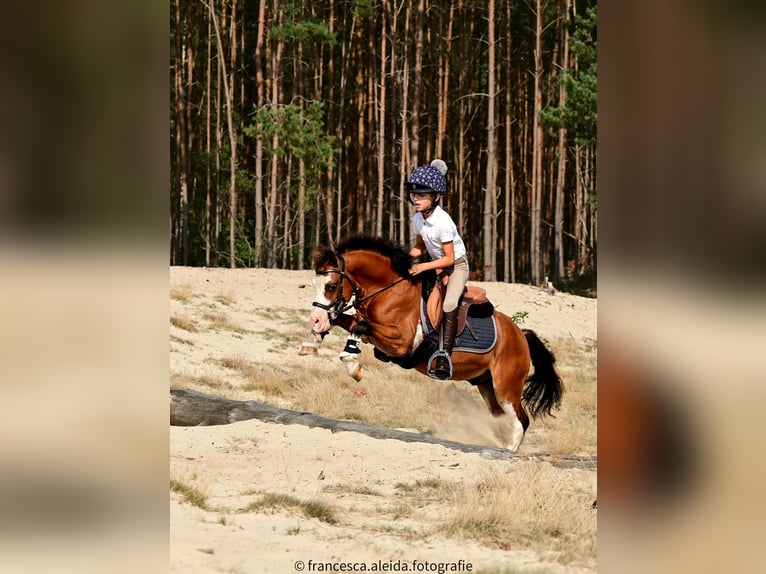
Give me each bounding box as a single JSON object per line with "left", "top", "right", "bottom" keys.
{"left": 412, "top": 205, "right": 466, "bottom": 261}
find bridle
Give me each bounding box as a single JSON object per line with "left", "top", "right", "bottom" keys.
{"left": 312, "top": 254, "right": 360, "bottom": 321}
{"left": 313, "top": 253, "right": 408, "bottom": 323}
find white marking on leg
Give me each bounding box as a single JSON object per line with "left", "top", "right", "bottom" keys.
{"left": 411, "top": 324, "right": 425, "bottom": 351}
{"left": 500, "top": 402, "right": 525, "bottom": 452}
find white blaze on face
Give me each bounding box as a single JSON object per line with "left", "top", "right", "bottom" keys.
{"left": 308, "top": 274, "right": 334, "bottom": 334}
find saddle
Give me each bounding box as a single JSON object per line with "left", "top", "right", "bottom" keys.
{"left": 426, "top": 274, "right": 492, "bottom": 335}
{"left": 374, "top": 274, "right": 497, "bottom": 370}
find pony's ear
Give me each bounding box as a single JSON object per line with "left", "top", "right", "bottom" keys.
{"left": 311, "top": 245, "right": 336, "bottom": 270}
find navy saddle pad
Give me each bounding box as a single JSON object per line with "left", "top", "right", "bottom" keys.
{"left": 419, "top": 300, "right": 497, "bottom": 354}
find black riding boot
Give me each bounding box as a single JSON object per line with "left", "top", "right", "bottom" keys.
{"left": 434, "top": 309, "right": 459, "bottom": 380}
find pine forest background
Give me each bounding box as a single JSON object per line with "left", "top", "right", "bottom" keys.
{"left": 170, "top": 0, "right": 597, "bottom": 294}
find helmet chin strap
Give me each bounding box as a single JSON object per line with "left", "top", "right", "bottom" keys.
{"left": 420, "top": 195, "right": 439, "bottom": 218}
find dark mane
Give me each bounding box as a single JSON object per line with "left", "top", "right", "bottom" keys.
{"left": 335, "top": 235, "right": 414, "bottom": 277}
{"left": 311, "top": 245, "right": 339, "bottom": 271}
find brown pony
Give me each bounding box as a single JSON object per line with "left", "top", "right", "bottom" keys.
{"left": 307, "top": 236, "right": 563, "bottom": 451}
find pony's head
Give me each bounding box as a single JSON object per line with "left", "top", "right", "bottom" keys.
{"left": 309, "top": 244, "right": 354, "bottom": 334}
{"left": 308, "top": 236, "right": 434, "bottom": 335}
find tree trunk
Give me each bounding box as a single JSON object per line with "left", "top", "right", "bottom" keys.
{"left": 296, "top": 35, "right": 305, "bottom": 269}
{"left": 298, "top": 157, "right": 306, "bottom": 269}
{"left": 282, "top": 157, "right": 292, "bottom": 269}
{"left": 214, "top": 46, "right": 222, "bottom": 267}
{"left": 436, "top": 3, "right": 455, "bottom": 159}
{"left": 335, "top": 6, "right": 356, "bottom": 244}
{"left": 409, "top": 0, "right": 425, "bottom": 168}
{"left": 483, "top": 0, "right": 497, "bottom": 281}
{"left": 585, "top": 145, "right": 595, "bottom": 269}
{"left": 173, "top": 0, "right": 190, "bottom": 266}
{"left": 375, "top": 2, "right": 387, "bottom": 237}
{"left": 321, "top": 0, "right": 337, "bottom": 249}
{"left": 503, "top": 0, "right": 515, "bottom": 283}
{"left": 205, "top": 0, "right": 238, "bottom": 269}
{"left": 267, "top": 0, "right": 284, "bottom": 268}
{"left": 205, "top": 11, "right": 213, "bottom": 267}
{"left": 185, "top": 5, "right": 195, "bottom": 265}
{"left": 355, "top": 55, "right": 367, "bottom": 235}
{"left": 531, "top": 0, "right": 544, "bottom": 285}
{"left": 253, "top": 0, "right": 267, "bottom": 266}
{"left": 456, "top": 0, "right": 467, "bottom": 242}
{"left": 554, "top": 0, "right": 571, "bottom": 283}
{"left": 398, "top": 58, "right": 410, "bottom": 245}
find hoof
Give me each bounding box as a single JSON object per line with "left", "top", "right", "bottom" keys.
{"left": 344, "top": 361, "right": 363, "bottom": 381}
{"left": 298, "top": 344, "right": 318, "bottom": 355}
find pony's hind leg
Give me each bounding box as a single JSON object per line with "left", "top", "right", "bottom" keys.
{"left": 475, "top": 378, "right": 529, "bottom": 452}
{"left": 474, "top": 377, "right": 506, "bottom": 416}
{"left": 499, "top": 401, "right": 529, "bottom": 452}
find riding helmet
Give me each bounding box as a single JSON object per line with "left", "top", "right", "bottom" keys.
{"left": 406, "top": 159, "right": 448, "bottom": 195}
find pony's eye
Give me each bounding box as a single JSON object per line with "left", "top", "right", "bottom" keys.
{"left": 326, "top": 284, "right": 338, "bottom": 293}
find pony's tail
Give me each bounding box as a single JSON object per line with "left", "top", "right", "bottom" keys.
{"left": 522, "top": 330, "right": 564, "bottom": 418}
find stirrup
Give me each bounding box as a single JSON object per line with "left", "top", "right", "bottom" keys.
{"left": 427, "top": 350, "right": 453, "bottom": 380}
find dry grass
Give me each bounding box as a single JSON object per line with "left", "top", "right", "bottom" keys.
{"left": 251, "top": 308, "right": 312, "bottom": 353}
{"left": 170, "top": 372, "right": 234, "bottom": 393}
{"left": 170, "top": 334, "right": 195, "bottom": 346}
{"left": 286, "top": 361, "right": 452, "bottom": 430}
{"left": 170, "top": 478, "right": 209, "bottom": 510}
{"left": 202, "top": 310, "right": 249, "bottom": 333}
{"left": 322, "top": 484, "right": 382, "bottom": 497}
{"left": 243, "top": 492, "right": 338, "bottom": 524}
{"left": 170, "top": 313, "right": 199, "bottom": 332}
{"left": 441, "top": 463, "right": 596, "bottom": 567}
{"left": 170, "top": 284, "right": 194, "bottom": 302}
{"left": 214, "top": 290, "right": 236, "bottom": 306}
{"left": 217, "top": 353, "right": 254, "bottom": 374}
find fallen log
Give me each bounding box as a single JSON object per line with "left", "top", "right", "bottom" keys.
{"left": 170, "top": 387, "right": 596, "bottom": 471}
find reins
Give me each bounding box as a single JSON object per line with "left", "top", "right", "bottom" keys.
{"left": 354, "top": 276, "right": 408, "bottom": 306}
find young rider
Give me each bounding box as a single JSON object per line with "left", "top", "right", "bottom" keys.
{"left": 406, "top": 159, "right": 469, "bottom": 380}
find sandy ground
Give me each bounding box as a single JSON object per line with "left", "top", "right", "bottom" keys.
{"left": 170, "top": 267, "right": 597, "bottom": 573}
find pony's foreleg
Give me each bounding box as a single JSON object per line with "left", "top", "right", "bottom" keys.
{"left": 298, "top": 331, "right": 325, "bottom": 355}
{"left": 338, "top": 333, "right": 363, "bottom": 382}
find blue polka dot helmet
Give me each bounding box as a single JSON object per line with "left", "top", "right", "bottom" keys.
{"left": 406, "top": 159, "right": 448, "bottom": 195}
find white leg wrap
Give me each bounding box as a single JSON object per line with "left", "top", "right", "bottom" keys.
{"left": 339, "top": 335, "right": 363, "bottom": 381}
